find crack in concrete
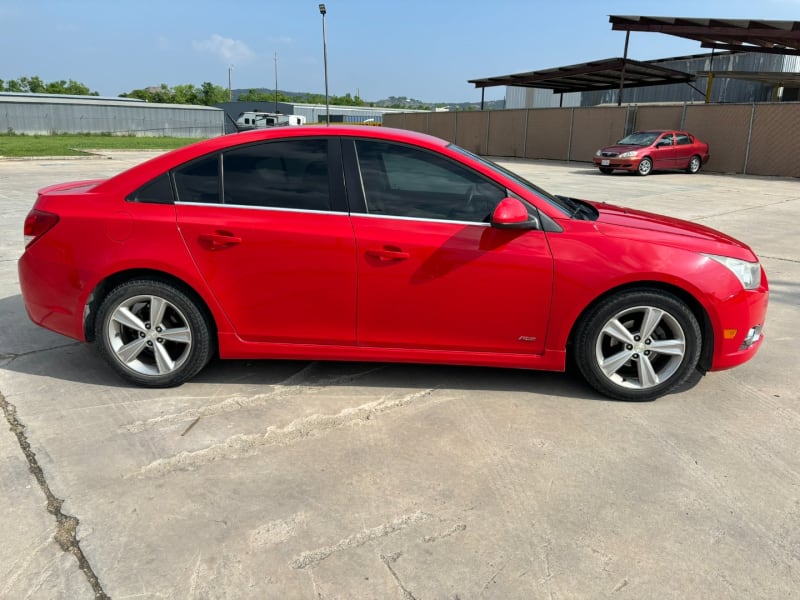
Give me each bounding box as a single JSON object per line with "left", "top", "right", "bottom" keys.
{"left": 289, "top": 511, "right": 431, "bottom": 570}
{"left": 759, "top": 254, "right": 800, "bottom": 264}
{"left": 422, "top": 522, "right": 466, "bottom": 543}
{"left": 128, "top": 388, "right": 439, "bottom": 479}
{"left": 380, "top": 552, "right": 418, "bottom": 600}
{"left": 0, "top": 392, "right": 109, "bottom": 599}
{"left": 692, "top": 197, "right": 799, "bottom": 222}
{"left": 0, "top": 342, "right": 82, "bottom": 364}
{"left": 121, "top": 364, "right": 387, "bottom": 433}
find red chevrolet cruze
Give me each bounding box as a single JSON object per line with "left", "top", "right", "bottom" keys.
{"left": 19, "top": 126, "right": 766, "bottom": 401}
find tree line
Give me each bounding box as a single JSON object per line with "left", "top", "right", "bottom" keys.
{"left": 2, "top": 75, "right": 453, "bottom": 110}
{"left": 1, "top": 76, "right": 99, "bottom": 96}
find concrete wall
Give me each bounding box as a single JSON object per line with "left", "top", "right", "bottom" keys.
{"left": 384, "top": 102, "right": 800, "bottom": 178}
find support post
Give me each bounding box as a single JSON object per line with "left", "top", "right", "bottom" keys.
{"left": 617, "top": 31, "right": 630, "bottom": 107}
{"left": 704, "top": 49, "right": 716, "bottom": 104}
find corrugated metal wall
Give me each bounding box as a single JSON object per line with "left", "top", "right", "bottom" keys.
{"left": 384, "top": 102, "right": 800, "bottom": 178}
{"left": 0, "top": 96, "right": 225, "bottom": 137}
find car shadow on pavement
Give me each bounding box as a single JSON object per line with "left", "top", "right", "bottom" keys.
{"left": 0, "top": 293, "right": 702, "bottom": 402}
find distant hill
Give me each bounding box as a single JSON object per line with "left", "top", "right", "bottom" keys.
{"left": 232, "top": 89, "right": 504, "bottom": 111}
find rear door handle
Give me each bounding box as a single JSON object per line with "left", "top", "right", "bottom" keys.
{"left": 366, "top": 247, "right": 410, "bottom": 262}
{"left": 199, "top": 231, "right": 242, "bottom": 251}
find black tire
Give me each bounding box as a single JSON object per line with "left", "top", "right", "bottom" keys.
{"left": 573, "top": 289, "right": 702, "bottom": 401}
{"left": 686, "top": 155, "right": 702, "bottom": 174}
{"left": 95, "top": 279, "right": 213, "bottom": 387}
{"left": 637, "top": 158, "right": 653, "bottom": 176}
{"left": 599, "top": 167, "right": 614, "bottom": 174}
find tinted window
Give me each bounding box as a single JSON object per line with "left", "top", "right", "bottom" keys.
{"left": 355, "top": 140, "right": 505, "bottom": 222}
{"left": 676, "top": 134, "right": 692, "bottom": 145}
{"left": 174, "top": 155, "right": 220, "bottom": 203}
{"left": 657, "top": 134, "right": 674, "bottom": 146}
{"left": 222, "top": 139, "right": 330, "bottom": 211}
{"left": 128, "top": 173, "right": 174, "bottom": 204}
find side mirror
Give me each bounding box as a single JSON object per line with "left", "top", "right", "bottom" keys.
{"left": 491, "top": 197, "right": 539, "bottom": 230}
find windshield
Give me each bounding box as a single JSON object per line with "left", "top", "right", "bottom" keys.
{"left": 617, "top": 132, "right": 660, "bottom": 146}
{"left": 447, "top": 144, "right": 572, "bottom": 216}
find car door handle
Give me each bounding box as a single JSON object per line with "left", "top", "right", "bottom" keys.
{"left": 198, "top": 232, "right": 242, "bottom": 251}
{"left": 366, "top": 247, "right": 410, "bottom": 262}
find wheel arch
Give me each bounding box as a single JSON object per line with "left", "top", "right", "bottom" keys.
{"left": 567, "top": 280, "right": 714, "bottom": 372}
{"left": 84, "top": 268, "right": 218, "bottom": 346}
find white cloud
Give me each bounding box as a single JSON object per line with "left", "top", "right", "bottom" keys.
{"left": 192, "top": 34, "right": 254, "bottom": 64}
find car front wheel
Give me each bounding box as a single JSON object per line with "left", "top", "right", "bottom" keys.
{"left": 573, "top": 290, "right": 702, "bottom": 401}
{"left": 686, "top": 155, "right": 702, "bottom": 174}
{"left": 637, "top": 158, "right": 653, "bottom": 176}
{"left": 95, "top": 279, "right": 213, "bottom": 387}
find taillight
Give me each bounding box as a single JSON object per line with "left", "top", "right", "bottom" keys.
{"left": 24, "top": 209, "right": 59, "bottom": 247}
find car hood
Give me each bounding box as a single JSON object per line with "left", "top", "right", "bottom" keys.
{"left": 599, "top": 144, "right": 644, "bottom": 154}
{"left": 590, "top": 201, "right": 756, "bottom": 260}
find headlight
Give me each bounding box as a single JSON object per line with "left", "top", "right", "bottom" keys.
{"left": 703, "top": 253, "right": 761, "bottom": 290}
{"left": 618, "top": 151, "right": 637, "bottom": 158}
{"left": 595, "top": 149, "right": 602, "bottom": 157}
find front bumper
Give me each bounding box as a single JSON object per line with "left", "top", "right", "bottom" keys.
{"left": 709, "top": 281, "right": 769, "bottom": 371}
{"left": 593, "top": 157, "right": 641, "bottom": 171}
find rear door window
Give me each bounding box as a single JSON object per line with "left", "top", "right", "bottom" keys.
{"left": 222, "top": 139, "right": 331, "bottom": 211}
{"left": 173, "top": 154, "right": 220, "bottom": 203}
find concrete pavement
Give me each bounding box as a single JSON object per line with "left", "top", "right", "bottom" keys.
{"left": 0, "top": 152, "right": 798, "bottom": 599}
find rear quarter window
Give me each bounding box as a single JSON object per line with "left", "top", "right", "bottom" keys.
{"left": 127, "top": 173, "right": 174, "bottom": 204}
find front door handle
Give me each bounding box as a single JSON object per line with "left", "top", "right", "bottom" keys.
{"left": 366, "top": 246, "right": 410, "bottom": 262}
{"left": 199, "top": 231, "right": 242, "bottom": 251}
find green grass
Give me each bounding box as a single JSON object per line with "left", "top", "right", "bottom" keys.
{"left": 0, "top": 133, "right": 206, "bottom": 157}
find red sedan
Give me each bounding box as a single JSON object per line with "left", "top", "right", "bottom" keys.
{"left": 19, "top": 126, "right": 765, "bottom": 401}
{"left": 594, "top": 130, "right": 710, "bottom": 175}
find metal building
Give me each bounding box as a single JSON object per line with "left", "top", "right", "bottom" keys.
{"left": 0, "top": 93, "right": 226, "bottom": 137}
{"left": 505, "top": 51, "right": 800, "bottom": 109}
{"left": 216, "top": 101, "right": 426, "bottom": 133}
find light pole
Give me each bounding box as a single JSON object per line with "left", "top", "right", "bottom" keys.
{"left": 227, "top": 64, "right": 234, "bottom": 101}
{"left": 274, "top": 51, "right": 279, "bottom": 113}
{"left": 319, "top": 3, "right": 329, "bottom": 125}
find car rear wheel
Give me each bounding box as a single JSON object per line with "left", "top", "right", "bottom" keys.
{"left": 637, "top": 158, "right": 653, "bottom": 176}
{"left": 686, "top": 155, "right": 702, "bottom": 174}
{"left": 599, "top": 167, "right": 614, "bottom": 174}
{"left": 573, "top": 289, "right": 701, "bottom": 401}
{"left": 95, "top": 279, "right": 213, "bottom": 387}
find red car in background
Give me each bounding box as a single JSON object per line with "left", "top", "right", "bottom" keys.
{"left": 19, "top": 126, "right": 764, "bottom": 401}
{"left": 594, "top": 130, "right": 710, "bottom": 176}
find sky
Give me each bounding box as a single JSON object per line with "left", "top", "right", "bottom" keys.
{"left": 2, "top": 0, "right": 800, "bottom": 103}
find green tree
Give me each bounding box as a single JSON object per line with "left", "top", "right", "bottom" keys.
{"left": 120, "top": 82, "right": 227, "bottom": 106}
{"left": 237, "top": 89, "right": 295, "bottom": 103}
{"left": 1, "top": 76, "right": 98, "bottom": 95}
{"left": 198, "top": 81, "right": 228, "bottom": 106}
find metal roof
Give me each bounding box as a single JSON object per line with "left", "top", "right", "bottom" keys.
{"left": 468, "top": 57, "right": 695, "bottom": 93}
{"left": 609, "top": 15, "right": 800, "bottom": 56}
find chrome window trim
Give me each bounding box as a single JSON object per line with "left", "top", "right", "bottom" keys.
{"left": 351, "top": 212, "right": 491, "bottom": 227}
{"left": 176, "top": 202, "right": 498, "bottom": 226}
{"left": 175, "top": 201, "right": 347, "bottom": 216}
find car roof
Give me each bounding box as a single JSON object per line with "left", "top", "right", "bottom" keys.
{"left": 97, "top": 125, "right": 450, "bottom": 193}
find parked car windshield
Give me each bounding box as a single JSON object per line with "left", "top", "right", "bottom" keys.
{"left": 617, "top": 132, "right": 660, "bottom": 146}
{"left": 448, "top": 144, "right": 572, "bottom": 216}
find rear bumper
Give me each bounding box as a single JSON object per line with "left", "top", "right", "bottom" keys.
{"left": 18, "top": 251, "right": 88, "bottom": 342}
